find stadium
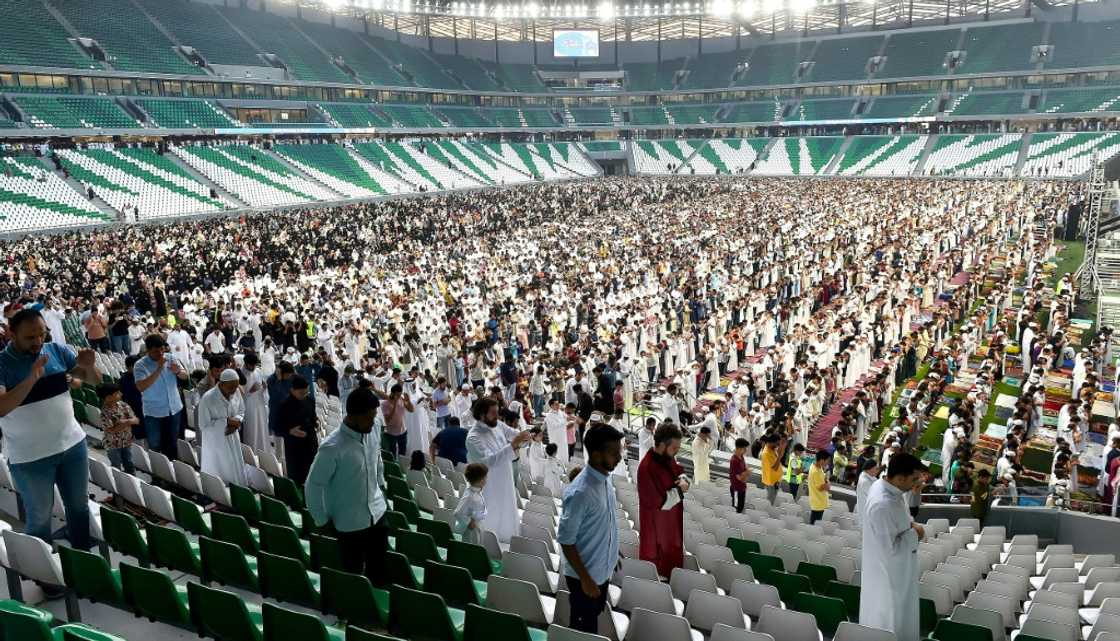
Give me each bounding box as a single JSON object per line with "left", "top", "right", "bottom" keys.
{"left": 0, "top": 1, "right": 1119, "bottom": 641}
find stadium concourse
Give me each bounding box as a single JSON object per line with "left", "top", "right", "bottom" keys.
{"left": 2, "top": 0, "right": 1120, "bottom": 641}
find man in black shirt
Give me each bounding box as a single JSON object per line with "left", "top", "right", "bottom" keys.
{"left": 277, "top": 376, "right": 319, "bottom": 485}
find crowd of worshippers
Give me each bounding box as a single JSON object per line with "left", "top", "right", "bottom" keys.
{"left": 0, "top": 178, "right": 1083, "bottom": 484}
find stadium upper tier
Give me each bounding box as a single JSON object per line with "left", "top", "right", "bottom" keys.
{"left": 1, "top": 1, "right": 1119, "bottom": 93}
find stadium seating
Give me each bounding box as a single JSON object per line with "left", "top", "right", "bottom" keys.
{"left": 0, "top": 155, "right": 110, "bottom": 232}
{"left": 877, "top": 29, "right": 959, "bottom": 79}
{"left": 14, "top": 96, "right": 137, "bottom": 129}
{"left": 957, "top": 22, "right": 1044, "bottom": 74}
{"left": 135, "top": 0, "right": 262, "bottom": 67}
{"left": 436, "top": 107, "right": 495, "bottom": 128}
{"left": 393, "top": 141, "right": 483, "bottom": 190}
{"left": 863, "top": 94, "right": 940, "bottom": 119}
{"left": 138, "top": 98, "right": 240, "bottom": 129}
{"left": 297, "top": 22, "right": 407, "bottom": 86}
{"left": 688, "top": 138, "right": 770, "bottom": 174}
{"left": 753, "top": 137, "right": 844, "bottom": 175}
{"left": 56, "top": 147, "right": 226, "bottom": 219}
{"left": 0, "top": 0, "right": 100, "bottom": 70}
{"left": 1019, "top": 132, "right": 1120, "bottom": 178}
{"left": 217, "top": 8, "right": 352, "bottom": 84}
{"left": 582, "top": 141, "right": 623, "bottom": 153}
{"left": 434, "top": 53, "right": 502, "bottom": 91}
{"left": 532, "top": 143, "right": 601, "bottom": 177}
{"left": 631, "top": 140, "right": 706, "bottom": 174}
{"left": 474, "top": 142, "right": 569, "bottom": 180}
{"left": 425, "top": 141, "right": 495, "bottom": 185}
{"left": 666, "top": 103, "right": 720, "bottom": 125}
{"left": 922, "top": 133, "right": 1023, "bottom": 177}
{"left": 790, "top": 98, "right": 858, "bottom": 122}
{"left": 53, "top": 0, "right": 201, "bottom": 75}
{"left": 314, "top": 102, "right": 390, "bottom": 128}
{"left": 481, "top": 61, "right": 550, "bottom": 92}
{"left": 625, "top": 59, "right": 685, "bottom": 91}
{"left": 522, "top": 109, "right": 561, "bottom": 127}
{"left": 947, "top": 91, "right": 1029, "bottom": 116}
{"left": 271, "top": 142, "right": 390, "bottom": 197}
{"left": 1044, "top": 19, "right": 1120, "bottom": 71}
{"left": 721, "top": 101, "right": 783, "bottom": 123}
{"left": 569, "top": 107, "right": 615, "bottom": 126}
{"left": 381, "top": 104, "right": 445, "bottom": 128}
{"left": 738, "top": 41, "right": 815, "bottom": 87}
{"left": 807, "top": 36, "right": 882, "bottom": 83}
{"left": 1038, "top": 86, "right": 1120, "bottom": 115}
{"left": 681, "top": 49, "right": 745, "bottom": 90}
{"left": 366, "top": 35, "right": 459, "bottom": 89}
{"left": 629, "top": 106, "right": 671, "bottom": 126}
{"left": 834, "top": 135, "right": 927, "bottom": 176}
{"left": 446, "top": 141, "right": 535, "bottom": 184}
{"left": 172, "top": 143, "right": 332, "bottom": 207}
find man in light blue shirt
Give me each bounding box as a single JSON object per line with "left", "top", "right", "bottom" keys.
{"left": 304, "top": 387, "right": 389, "bottom": 586}
{"left": 557, "top": 423, "right": 624, "bottom": 635}
{"left": 133, "top": 335, "right": 188, "bottom": 461}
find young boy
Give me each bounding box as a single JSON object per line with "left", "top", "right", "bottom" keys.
{"left": 971, "top": 468, "right": 992, "bottom": 524}
{"left": 453, "top": 463, "right": 488, "bottom": 545}
{"left": 729, "top": 437, "right": 751, "bottom": 513}
{"left": 543, "top": 443, "right": 568, "bottom": 496}
{"left": 98, "top": 383, "right": 138, "bottom": 473}
{"left": 527, "top": 428, "right": 547, "bottom": 483}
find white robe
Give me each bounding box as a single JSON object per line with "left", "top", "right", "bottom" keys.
{"left": 543, "top": 410, "right": 570, "bottom": 466}
{"left": 405, "top": 393, "right": 431, "bottom": 458}
{"left": 466, "top": 420, "right": 521, "bottom": 542}
{"left": 860, "top": 479, "right": 920, "bottom": 641}
{"left": 855, "top": 471, "right": 876, "bottom": 522}
{"left": 692, "top": 435, "right": 713, "bottom": 483}
{"left": 638, "top": 427, "right": 655, "bottom": 463}
{"left": 198, "top": 387, "right": 248, "bottom": 487}
{"left": 240, "top": 368, "right": 270, "bottom": 454}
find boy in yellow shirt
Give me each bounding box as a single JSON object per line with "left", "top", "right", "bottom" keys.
{"left": 760, "top": 433, "right": 786, "bottom": 505}
{"left": 808, "top": 450, "right": 832, "bottom": 524}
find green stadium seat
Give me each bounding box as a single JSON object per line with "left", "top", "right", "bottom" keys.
{"left": 826, "top": 580, "right": 861, "bottom": 620}
{"left": 211, "top": 511, "right": 260, "bottom": 555}
{"left": 417, "top": 517, "right": 456, "bottom": 548}
{"left": 100, "top": 507, "right": 150, "bottom": 565}
{"left": 145, "top": 522, "right": 202, "bottom": 576}
{"left": 199, "top": 535, "right": 259, "bottom": 591}
{"left": 423, "top": 560, "right": 487, "bottom": 608}
{"left": 931, "top": 619, "right": 992, "bottom": 641}
{"left": 217, "top": 8, "right": 350, "bottom": 83}
{"left": 386, "top": 550, "right": 425, "bottom": 589}
{"left": 388, "top": 584, "right": 466, "bottom": 641}
{"left": 230, "top": 484, "right": 262, "bottom": 525}
{"left": 346, "top": 628, "right": 405, "bottom": 641}
{"left": 258, "top": 550, "right": 322, "bottom": 609}
{"left": 463, "top": 603, "right": 548, "bottom": 641}
{"left": 727, "top": 537, "right": 761, "bottom": 563}
{"left": 743, "top": 552, "right": 784, "bottom": 584}
{"left": 321, "top": 567, "right": 391, "bottom": 628}
{"left": 796, "top": 562, "right": 839, "bottom": 593}
{"left": 259, "top": 522, "right": 311, "bottom": 568}
{"left": 920, "top": 597, "right": 938, "bottom": 638}
{"left": 769, "top": 571, "right": 814, "bottom": 603}
{"left": 447, "top": 540, "right": 500, "bottom": 580}
{"left": 310, "top": 533, "right": 346, "bottom": 573}
{"left": 271, "top": 476, "right": 305, "bottom": 510}
{"left": 791, "top": 592, "right": 848, "bottom": 637}
{"left": 0, "top": 601, "right": 124, "bottom": 641}
{"left": 171, "top": 495, "right": 212, "bottom": 537}
{"left": 878, "top": 29, "right": 959, "bottom": 79}
{"left": 186, "top": 580, "right": 264, "bottom": 641}
{"left": 59, "top": 545, "right": 124, "bottom": 608}
{"left": 0, "top": 0, "right": 98, "bottom": 70}
{"left": 395, "top": 530, "right": 444, "bottom": 566}
{"left": 53, "top": 0, "right": 201, "bottom": 75}
{"left": 262, "top": 602, "right": 345, "bottom": 641}
{"left": 260, "top": 494, "right": 304, "bottom": 534}
{"left": 120, "top": 562, "right": 192, "bottom": 627}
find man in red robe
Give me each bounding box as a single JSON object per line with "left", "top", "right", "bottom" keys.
{"left": 638, "top": 422, "right": 690, "bottom": 578}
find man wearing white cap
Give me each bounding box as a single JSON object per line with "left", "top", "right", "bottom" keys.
{"left": 198, "top": 369, "right": 247, "bottom": 487}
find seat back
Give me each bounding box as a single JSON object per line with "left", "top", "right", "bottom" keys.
{"left": 791, "top": 592, "right": 847, "bottom": 638}
{"left": 963, "top": 591, "right": 1014, "bottom": 629}
{"left": 624, "top": 607, "right": 698, "bottom": 641}
{"left": 58, "top": 545, "right": 123, "bottom": 606}
{"left": 486, "top": 574, "right": 549, "bottom": 626}
{"left": 711, "top": 625, "right": 777, "bottom": 641}
{"left": 262, "top": 601, "right": 330, "bottom": 641}
{"left": 618, "top": 576, "right": 677, "bottom": 615}
{"left": 187, "top": 580, "right": 262, "bottom": 641}
{"left": 756, "top": 604, "right": 820, "bottom": 641}
{"left": 501, "top": 550, "right": 554, "bottom": 595}
{"left": 950, "top": 605, "right": 1006, "bottom": 641}
{"left": 729, "top": 580, "right": 781, "bottom": 618}
{"left": 710, "top": 561, "right": 755, "bottom": 593}
{"left": 1023, "top": 602, "right": 1080, "bottom": 630}
{"left": 171, "top": 494, "right": 212, "bottom": 537}
{"left": 447, "top": 540, "right": 494, "bottom": 581}
{"left": 319, "top": 567, "right": 381, "bottom": 628}
{"left": 669, "top": 567, "right": 718, "bottom": 602}
{"left": 146, "top": 521, "right": 202, "bottom": 576}
{"left": 833, "top": 622, "right": 897, "bottom": 641}
{"left": 684, "top": 589, "right": 749, "bottom": 633}
{"left": 387, "top": 584, "right": 459, "bottom": 641}
{"left": 1018, "top": 618, "right": 1077, "bottom": 641}
{"left": 259, "top": 551, "right": 320, "bottom": 608}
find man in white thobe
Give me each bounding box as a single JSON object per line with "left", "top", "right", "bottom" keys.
{"left": 240, "top": 354, "right": 270, "bottom": 454}
{"left": 854, "top": 459, "right": 879, "bottom": 522}
{"left": 198, "top": 369, "right": 248, "bottom": 487}
{"left": 542, "top": 399, "right": 570, "bottom": 466}
{"left": 860, "top": 453, "right": 926, "bottom": 641}
{"left": 466, "top": 397, "right": 532, "bottom": 543}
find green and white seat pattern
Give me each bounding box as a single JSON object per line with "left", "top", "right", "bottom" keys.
{"left": 1020, "top": 132, "right": 1120, "bottom": 178}
{"left": 271, "top": 143, "right": 386, "bottom": 198}
{"left": 536, "top": 143, "right": 600, "bottom": 177}
{"left": 692, "top": 139, "right": 769, "bottom": 174}
{"left": 631, "top": 140, "right": 700, "bottom": 174}
{"left": 442, "top": 141, "right": 533, "bottom": 185}
{"left": 139, "top": 99, "right": 240, "bottom": 129}
{"left": 470, "top": 143, "right": 546, "bottom": 180}
{"left": 397, "top": 142, "right": 483, "bottom": 190}
{"left": 922, "top": 134, "right": 1022, "bottom": 177}
{"left": 754, "top": 137, "right": 843, "bottom": 176}
{"left": 0, "top": 156, "right": 109, "bottom": 231}
{"left": 172, "top": 144, "right": 335, "bottom": 207}
{"left": 56, "top": 148, "right": 225, "bottom": 219}
{"left": 835, "top": 135, "right": 927, "bottom": 176}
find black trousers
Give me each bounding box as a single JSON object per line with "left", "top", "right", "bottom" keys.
{"left": 337, "top": 515, "right": 390, "bottom": 587}
{"left": 809, "top": 509, "right": 824, "bottom": 524}
{"left": 566, "top": 575, "right": 608, "bottom": 634}
{"left": 731, "top": 488, "right": 745, "bottom": 513}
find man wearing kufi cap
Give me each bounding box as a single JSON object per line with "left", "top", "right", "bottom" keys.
{"left": 198, "top": 368, "right": 247, "bottom": 486}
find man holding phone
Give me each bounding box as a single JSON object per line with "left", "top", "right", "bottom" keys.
{"left": 133, "top": 334, "right": 188, "bottom": 460}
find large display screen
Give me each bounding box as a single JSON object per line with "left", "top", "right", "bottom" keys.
{"left": 553, "top": 29, "right": 600, "bottom": 58}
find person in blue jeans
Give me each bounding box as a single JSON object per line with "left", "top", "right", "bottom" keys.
{"left": 133, "top": 335, "right": 188, "bottom": 461}
{"left": 0, "top": 309, "right": 101, "bottom": 571}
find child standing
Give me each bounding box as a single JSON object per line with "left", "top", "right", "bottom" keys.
{"left": 543, "top": 443, "right": 568, "bottom": 496}
{"left": 98, "top": 383, "right": 138, "bottom": 473}
{"left": 729, "top": 438, "right": 751, "bottom": 513}
{"left": 453, "top": 463, "right": 488, "bottom": 545}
